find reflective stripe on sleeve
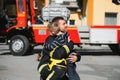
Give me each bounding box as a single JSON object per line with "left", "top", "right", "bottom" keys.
{"left": 38, "top": 64, "right": 47, "bottom": 73}
{"left": 63, "top": 45, "right": 70, "bottom": 54}
{"left": 46, "top": 70, "right": 55, "bottom": 80}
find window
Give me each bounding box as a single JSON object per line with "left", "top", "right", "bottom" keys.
{"left": 67, "top": 20, "right": 76, "bottom": 25}
{"left": 105, "top": 13, "right": 118, "bottom": 25}
{"left": 18, "top": 0, "right": 24, "bottom": 12}
{"left": 5, "top": 0, "right": 17, "bottom": 17}
{"left": 112, "top": 0, "right": 120, "bottom": 5}
{"left": 69, "top": 20, "right": 75, "bottom": 25}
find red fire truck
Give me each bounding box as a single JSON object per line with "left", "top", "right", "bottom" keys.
{"left": 0, "top": 0, "right": 80, "bottom": 56}
{"left": 0, "top": 0, "right": 120, "bottom": 56}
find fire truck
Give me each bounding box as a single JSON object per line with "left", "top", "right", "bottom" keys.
{"left": 0, "top": 0, "right": 120, "bottom": 56}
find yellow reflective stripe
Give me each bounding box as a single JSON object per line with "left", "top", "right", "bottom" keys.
{"left": 38, "top": 64, "right": 47, "bottom": 73}
{"left": 50, "top": 45, "right": 70, "bottom": 57}
{"left": 63, "top": 45, "right": 70, "bottom": 54}
{"left": 46, "top": 70, "right": 55, "bottom": 80}
{"left": 50, "top": 46, "right": 58, "bottom": 57}
{"left": 48, "top": 58, "right": 67, "bottom": 71}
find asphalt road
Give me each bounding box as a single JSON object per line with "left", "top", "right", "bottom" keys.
{"left": 0, "top": 45, "right": 120, "bottom": 80}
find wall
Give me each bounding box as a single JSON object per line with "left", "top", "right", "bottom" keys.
{"left": 92, "top": 0, "right": 120, "bottom": 25}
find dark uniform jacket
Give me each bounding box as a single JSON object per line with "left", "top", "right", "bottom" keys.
{"left": 37, "top": 34, "right": 81, "bottom": 70}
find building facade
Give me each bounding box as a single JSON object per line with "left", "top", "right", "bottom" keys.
{"left": 87, "top": 0, "right": 120, "bottom": 26}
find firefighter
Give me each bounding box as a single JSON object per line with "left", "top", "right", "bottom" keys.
{"left": 37, "top": 17, "right": 81, "bottom": 80}
{"left": 43, "top": 20, "right": 80, "bottom": 80}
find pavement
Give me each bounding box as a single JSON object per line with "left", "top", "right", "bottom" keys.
{"left": 0, "top": 45, "right": 120, "bottom": 80}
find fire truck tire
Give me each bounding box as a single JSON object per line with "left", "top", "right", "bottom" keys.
{"left": 109, "top": 44, "right": 120, "bottom": 55}
{"left": 9, "top": 35, "right": 30, "bottom": 56}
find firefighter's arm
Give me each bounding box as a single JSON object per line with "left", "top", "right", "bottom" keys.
{"left": 50, "top": 40, "right": 74, "bottom": 59}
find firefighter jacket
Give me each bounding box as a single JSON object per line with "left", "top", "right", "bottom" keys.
{"left": 37, "top": 35, "right": 81, "bottom": 72}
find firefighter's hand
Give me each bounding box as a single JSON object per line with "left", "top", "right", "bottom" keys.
{"left": 68, "top": 53, "right": 77, "bottom": 63}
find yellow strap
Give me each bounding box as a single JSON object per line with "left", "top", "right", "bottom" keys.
{"left": 38, "top": 64, "right": 47, "bottom": 73}
{"left": 46, "top": 70, "right": 55, "bottom": 80}
{"left": 48, "top": 58, "right": 67, "bottom": 71}
{"left": 63, "top": 45, "right": 70, "bottom": 54}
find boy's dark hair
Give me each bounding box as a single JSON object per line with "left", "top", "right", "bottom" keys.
{"left": 52, "top": 16, "right": 65, "bottom": 23}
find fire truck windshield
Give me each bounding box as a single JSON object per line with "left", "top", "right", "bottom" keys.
{"left": 5, "top": 0, "right": 17, "bottom": 18}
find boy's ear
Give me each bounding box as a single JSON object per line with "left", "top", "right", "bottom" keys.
{"left": 51, "top": 32, "right": 55, "bottom": 35}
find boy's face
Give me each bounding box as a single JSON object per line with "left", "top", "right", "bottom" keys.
{"left": 59, "top": 20, "right": 67, "bottom": 32}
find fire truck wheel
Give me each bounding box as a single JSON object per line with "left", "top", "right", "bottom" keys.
{"left": 109, "top": 44, "right": 120, "bottom": 55}
{"left": 9, "top": 35, "right": 30, "bottom": 56}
